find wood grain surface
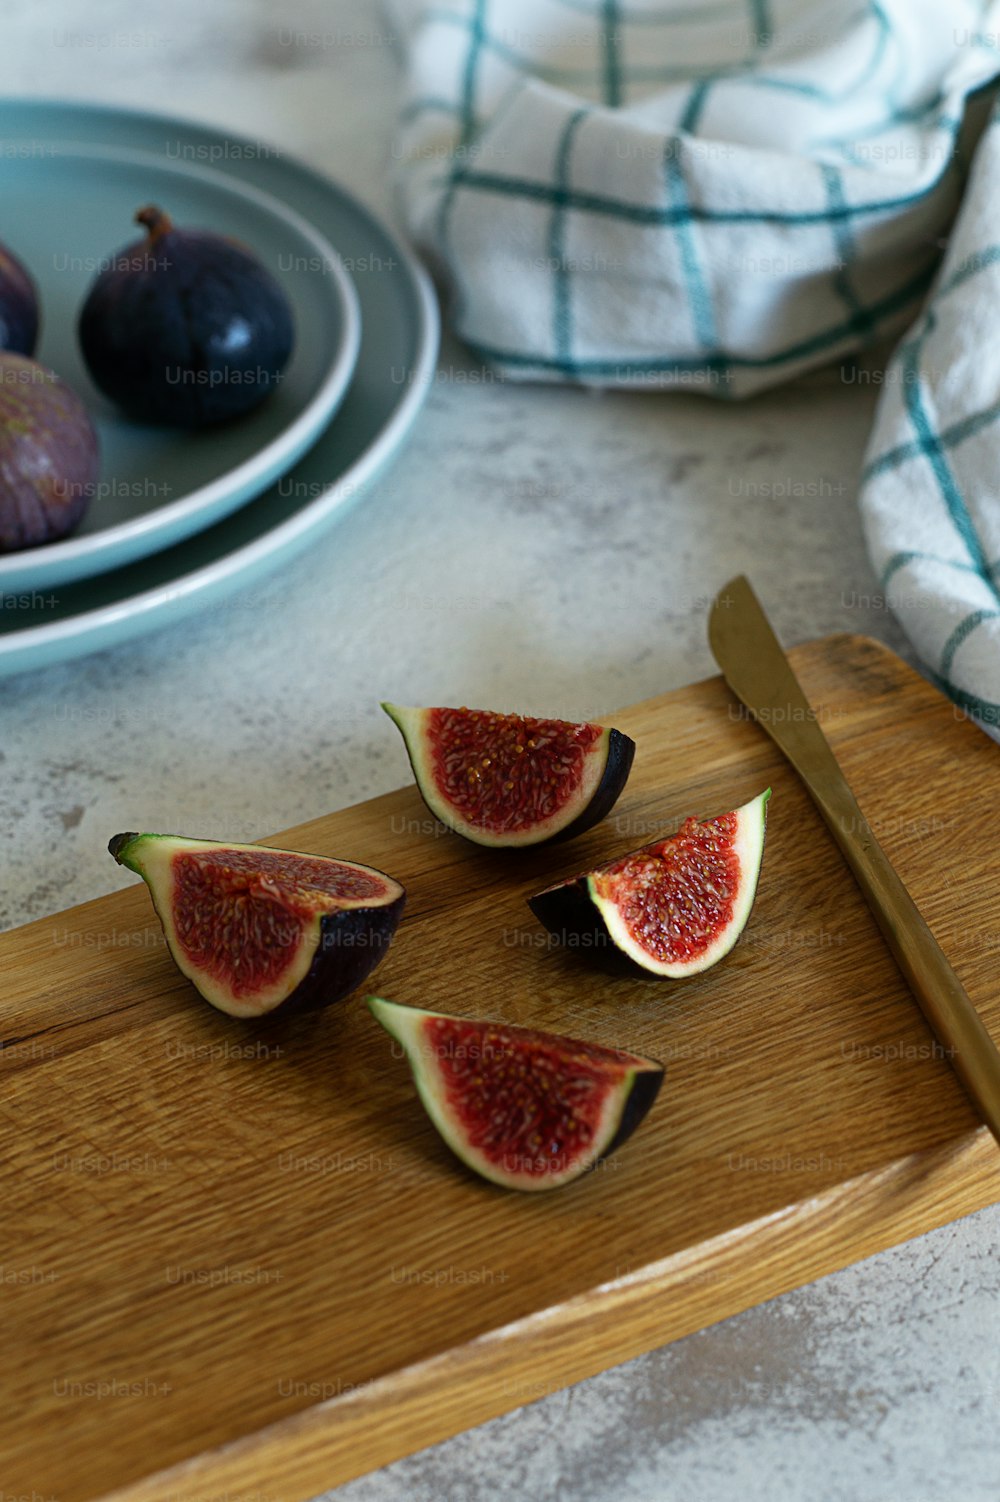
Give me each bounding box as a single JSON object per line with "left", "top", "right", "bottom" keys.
{"left": 4, "top": 633, "right": 1000, "bottom": 1502}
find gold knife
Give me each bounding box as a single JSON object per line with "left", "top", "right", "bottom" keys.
{"left": 708, "top": 573, "right": 1000, "bottom": 1146}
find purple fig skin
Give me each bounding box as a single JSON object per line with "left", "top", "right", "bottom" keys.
{"left": 287, "top": 898, "right": 408, "bottom": 1013}
{"left": 0, "top": 354, "right": 99, "bottom": 552}
{"left": 527, "top": 878, "right": 642, "bottom": 979}
{"left": 0, "top": 241, "right": 40, "bottom": 357}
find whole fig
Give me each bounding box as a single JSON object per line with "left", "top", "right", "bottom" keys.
{"left": 78, "top": 205, "right": 295, "bottom": 427}
{"left": 0, "top": 238, "right": 40, "bottom": 357}
{"left": 0, "top": 354, "right": 99, "bottom": 552}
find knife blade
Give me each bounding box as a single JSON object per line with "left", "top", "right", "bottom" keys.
{"left": 708, "top": 573, "right": 1000, "bottom": 1146}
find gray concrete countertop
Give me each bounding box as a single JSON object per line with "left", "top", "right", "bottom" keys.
{"left": 2, "top": 3, "right": 997, "bottom": 1499}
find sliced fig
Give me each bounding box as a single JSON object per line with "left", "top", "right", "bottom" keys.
{"left": 367, "top": 996, "right": 663, "bottom": 1191}
{"left": 109, "top": 833, "right": 404, "bottom": 1018}
{"left": 382, "top": 703, "right": 635, "bottom": 848}
{"left": 529, "top": 789, "right": 771, "bottom": 977}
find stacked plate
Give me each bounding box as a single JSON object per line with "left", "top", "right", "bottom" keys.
{"left": 0, "top": 100, "right": 439, "bottom": 676}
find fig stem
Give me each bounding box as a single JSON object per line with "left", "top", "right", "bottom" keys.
{"left": 135, "top": 205, "right": 172, "bottom": 242}
{"left": 108, "top": 832, "right": 139, "bottom": 862}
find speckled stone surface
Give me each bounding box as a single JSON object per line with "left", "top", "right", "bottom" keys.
{"left": 2, "top": 3, "right": 998, "bottom": 1498}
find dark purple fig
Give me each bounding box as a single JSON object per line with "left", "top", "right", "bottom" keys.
{"left": 78, "top": 205, "right": 295, "bottom": 428}
{"left": 0, "top": 238, "right": 40, "bottom": 357}
{"left": 0, "top": 354, "right": 99, "bottom": 552}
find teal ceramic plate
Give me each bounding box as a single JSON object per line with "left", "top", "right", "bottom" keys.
{"left": 0, "top": 99, "right": 438, "bottom": 674}
{"left": 0, "top": 143, "right": 361, "bottom": 592}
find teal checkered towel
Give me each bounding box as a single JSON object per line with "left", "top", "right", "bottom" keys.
{"left": 390, "top": 0, "right": 1000, "bottom": 734}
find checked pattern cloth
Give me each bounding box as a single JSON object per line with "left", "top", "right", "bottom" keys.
{"left": 388, "top": 0, "right": 1000, "bottom": 736}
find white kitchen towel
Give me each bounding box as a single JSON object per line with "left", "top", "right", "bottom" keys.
{"left": 389, "top": 0, "right": 1000, "bottom": 734}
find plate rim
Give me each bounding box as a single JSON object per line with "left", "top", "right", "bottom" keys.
{"left": 0, "top": 141, "right": 363, "bottom": 590}
{"left": 0, "top": 96, "right": 439, "bottom": 673}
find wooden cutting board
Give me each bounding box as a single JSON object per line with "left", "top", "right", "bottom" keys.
{"left": 5, "top": 634, "right": 1000, "bottom": 1502}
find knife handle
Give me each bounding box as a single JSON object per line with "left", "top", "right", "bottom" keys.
{"left": 805, "top": 773, "right": 1000, "bottom": 1140}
